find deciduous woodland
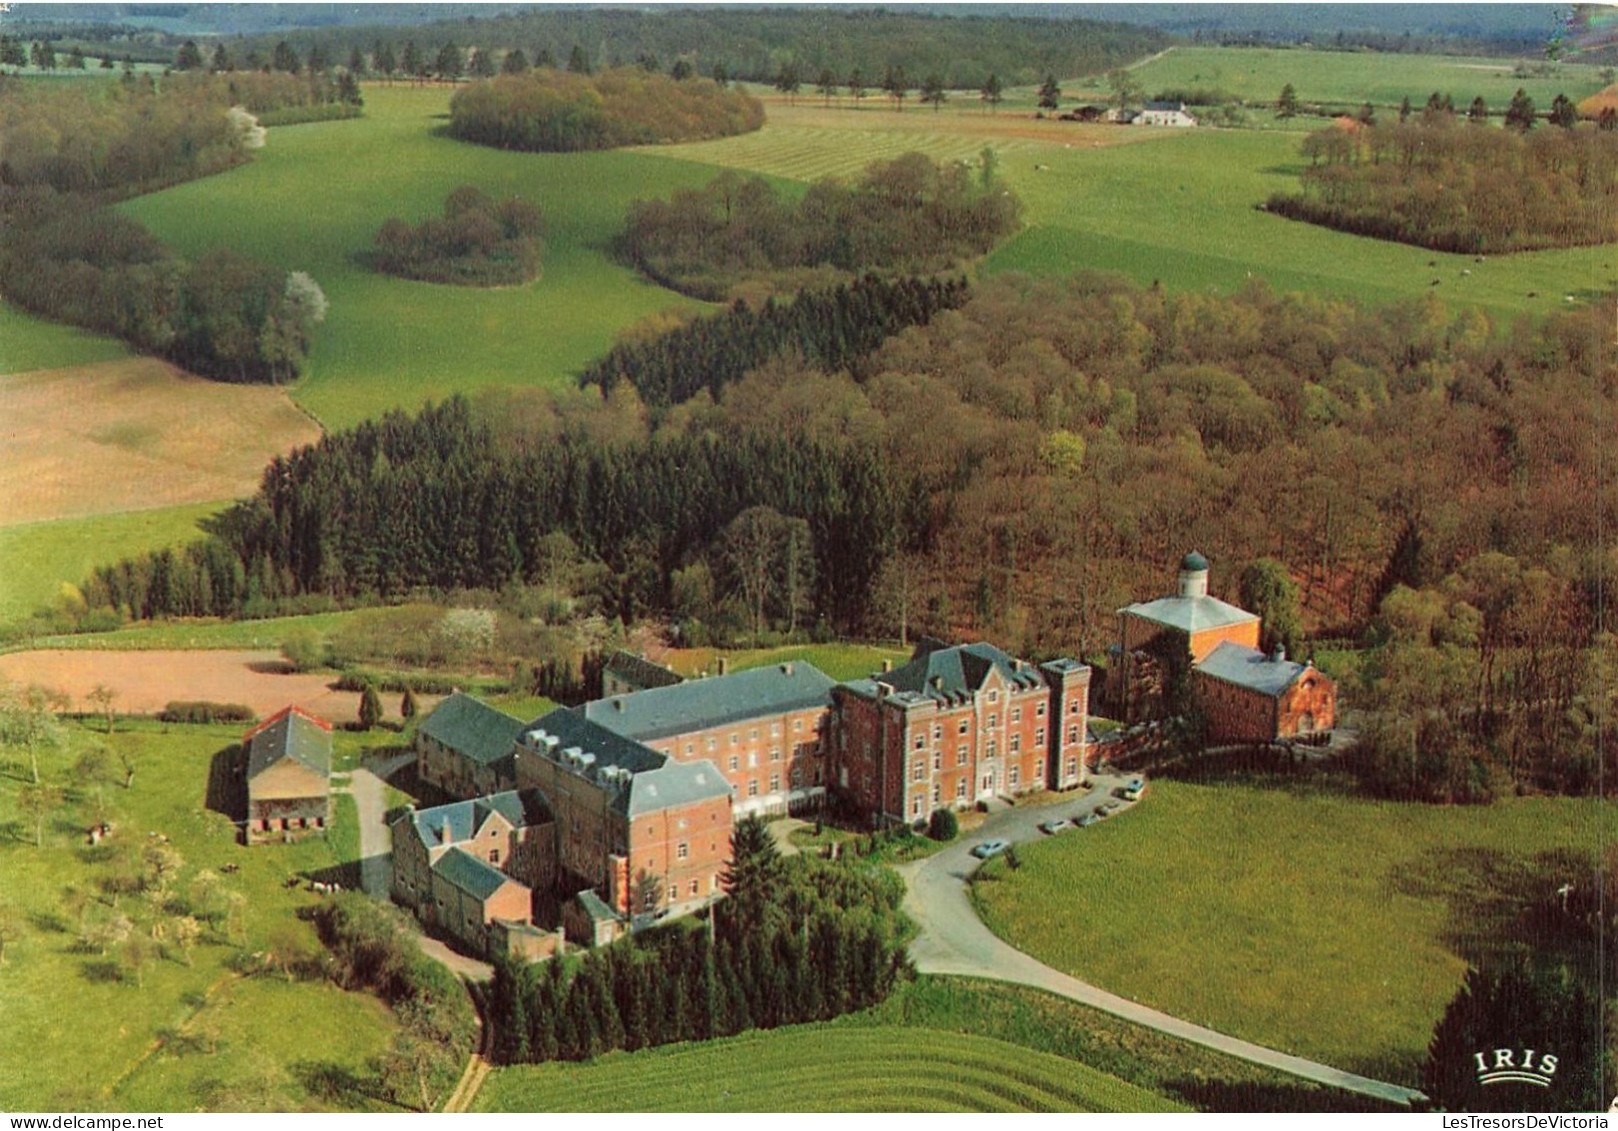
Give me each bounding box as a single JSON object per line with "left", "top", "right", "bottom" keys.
{"left": 616, "top": 155, "right": 1021, "bottom": 300}
{"left": 366, "top": 186, "right": 545, "bottom": 287}
{"left": 447, "top": 69, "right": 763, "bottom": 152}
{"left": 82, "top": 274, "right": 1615, "bottom": 796}
{"left": 1266, "top": 115, "right": 1618, "bottom": 253}
{"left": 0, "top": 76, "right": 332, "bottom": 382}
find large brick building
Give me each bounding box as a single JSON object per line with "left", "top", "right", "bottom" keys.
{"left": 243, "top": 706, "right": 332, "bottom": 844}
{"left": 1109, "top": 552, "right": 1338, "bottom": 744}
{"left": 514, "top": 708, "right": 733, "bottom": 918}
{"left": 581, "top": 662, "right": 836, "bottom": 818}
{"left": 1108, "top": 551, "right": 1261, "bottom": 722}
{"left": 830, "top": 641, "right": 1092, "bottom": 824}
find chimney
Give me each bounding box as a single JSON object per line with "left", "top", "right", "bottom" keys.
{"left": 612, "top": 698, "right": 623, "bottom": 711}
{"left": 717, "top": 657, "right": 729, "bottom": 676}
{"left": 780, "top": 662, "right": 793, "bottom": 676}
{"left": 1270, "top": 643, "right": 1287, "bottom": 664}
{"left": 880, "top": 659, "right": 893, "bottom": 673}
{"left": 930, "top": 675, "right": 944, "bottom": 692}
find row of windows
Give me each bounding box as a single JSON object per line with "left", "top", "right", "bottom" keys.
{"left": 909, "top": 760, "right": 1047, "bottom": 814}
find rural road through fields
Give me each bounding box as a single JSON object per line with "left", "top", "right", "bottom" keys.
{"left": 898, "top": 777, "right": 1425, "bottom": 1107}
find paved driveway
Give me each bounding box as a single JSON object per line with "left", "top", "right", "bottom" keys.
{"left": 898, "top": 775, "right": 1423, "bottom": 1107}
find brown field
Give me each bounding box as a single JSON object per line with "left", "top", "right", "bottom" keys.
{"left": 0, "top": 649, "right": 431, "bottom": 725}
{"left": 0, "top": 358, "right": 322, "bottom": 527}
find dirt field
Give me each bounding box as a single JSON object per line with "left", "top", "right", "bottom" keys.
{"left": 0, "top": 358, "right": 322, "bottom": 527}
{"left": 0, "top": 649, "right": 428, "bottom": 726}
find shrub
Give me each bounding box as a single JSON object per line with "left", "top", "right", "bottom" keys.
{"left": 281, "top": 626, "right": 326, "bottom": 672}
{"left": 158, "top": 701, "right": 256, "bottom": 724}
{"left": 927, "top": 807, "right": 959, "bottom": 842}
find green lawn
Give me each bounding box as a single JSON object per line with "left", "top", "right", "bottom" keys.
{"left": 972, "top": 780, "right": 1612, "bottom": 1085}
{"left": 1122, "top": 45, "right": 1609, "bottom": 114}
{"left": 119, "top": 85, "right": 722, "bottom": 430}
{"left": 17, "top": 610, "right": 367, "bottom": 653}
{"left": 477, "top": 1023, "right": 1189, "bottom": 1112}
{"left": 0, "top": 719, "right": 396, "bottom": 1110}
{"left": 0, "top": 302, "right": 130, "bottom": 377}
{"left": 0, "top": 502, "right": 224, "bottom": 627}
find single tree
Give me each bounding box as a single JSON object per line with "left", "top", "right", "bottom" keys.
{"left": 774, "top": 61, "right": 800, "bottom": 104}
{"left": 177, "top": 40, "right": 208, "bottom": 70}
{"left": 927, "top": 807, "right": 959, "bottom": 841}
{"left": 281, "top": 627, "right": 325, "bottom": 672}
{"left": 358, "top": 683, "right": 383, "bottom": 731}
{"left": 720, "top": 816, "right": 783, "bottom": 928}
{"left": 1504, "top": 87, "right": 1536, "bottom": 131}
{"left": 374, "top": 41, "right": 396, "bottom": 82}
{"left": 172, "top": 915, "right": 202, "bottom": 966}
{"left": 31, "top": 40, "right": 57, "bottom": 71}
{"left": 1467, "top": 95, "right": 1489, "bottom": 124}
{"left": 632, "top": 868, "right": 664, "bottom": 916}
{"left": 87, "top": 684, "right": 117, "bottom": 734}
{"left": 921, "top": 73, "right": 947, "bottom": 112}
{"left": 847, "top": 66, "right": 866, "bottom": 106}
{"left": 883, "top": 64, "right": 910, "bottom": 112}
{"left": 307, "top": 43, "right": 330, "bottom": 73}
{"left": 399, "top": 40, "right": 422, "bottom": 82}
{"left": 709, "top": 59, "right": 727, "bottom": 86}
{"left": 1398, "top": 94, "right": 1412, "bottom": 122}
{"left": 211, "top": 43, "right": 231, "bottom": 73}
{"left": 634, "top": 52, "right": 659, "bottom": 73}
{"left": 0, "top": 686, "right": 68, "bottom": 784}
{"left": 17, "top": 783, "right": 63, "bottom": 848}
{"left": 566, "top": 45, "right": 589, "bottom": 74}
{"left": 669, "top": 58, "right": 693, "bottom": 81}
{"left": 816, "top": 66, "right": 836, "bottom": 106}
{"left": 1356, "top": 101, "right": 1376, "bottom": 126}
{"left": 0, "top": 901, "right": 22, "bottom": 968}
{"left": 981, "top": 71, "right": 1003, "bottom": 113}
{"left": 347, "top": 46, "right": 366, "bottom": 76}
{"left": 434, "top": 42, "right": 464, "bottom": 83}
{"left": 501, "top": 47, "right": 529, "bottom": 75}
{"left": 1240, "top": 558, "right": 1303, "bottom": 657}
{"left": 72, "top": 745, "right": 116, "bottom": 792}
{"left": 99, "top": 54, "right": 115, "bottom": 70}
{"left": 1548, "top": 92, "right": 1577, "bottom": 128}
{"left": 1037, "top": 73, "right": 1061, "bottom": 113}
{"left": 271, "top": 40, "right": 300, "bottom": 74}
{"left": 1106, "top": 66, "right": 1140, "bottom": 109}
{"left": 1276, "top": 82, "right": 1299, "bottom": 118}
{"left": 66, "top": 47, "right": 85, "bottom": 69}
{"left": 400, "top": 686, "right": 419, "bottom": 721}
{"left": 468, "top": 48, "right": 495, "bottom": 78}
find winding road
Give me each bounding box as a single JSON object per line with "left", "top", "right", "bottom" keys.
{"left": 897, "top": 775, "right": 1423, "bottom": 1107}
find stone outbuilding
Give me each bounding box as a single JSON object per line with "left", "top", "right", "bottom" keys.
{"left": 415, "top": 691, "right": 527, "bottom": 798}
{"left": 243, "top": 706, "right": 332, "bottom": 844}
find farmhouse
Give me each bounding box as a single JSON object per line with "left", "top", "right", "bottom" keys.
{"left": 416, "top": 691, "right": 527, "bottom": 797}
{"left": 830, "top": 641, "right": 1092, "bottom": 824}
{"left": 514, "top": 708, "right": 734, "bottom": 919}
{"left": 601, "top": 649, "right": 684, "bottom": 696}
{"left": 1194, "top": 641, "right": 1337, "bottom": 744}
{"left": 391, "top": 789, "right": 555, "bottom": 956}
{"left": 1137, "top": 100, "right": 1197, "bottom": 127}
{"left": 243, "top": 706, "right": 331, "bottom": 844}
{"left": 581, "top": 661, "right": 836, "bottom": 817}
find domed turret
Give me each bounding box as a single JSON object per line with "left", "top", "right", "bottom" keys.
{"left": 1177, "top": 551, "right": 1209, "bottom": 598}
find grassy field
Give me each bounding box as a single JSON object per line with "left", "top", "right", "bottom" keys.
{"left": 0, "top": 719, "right": 396, "bottom": 1110}
{"left": 971, "top": 779, "right": 1612, "bottom": 1085}
{"left": 477, "top": 1024, "right": 1189, "bottom": 1112}
{"left": 0, "top": 502, "right": 223, "bottom": 626}
{"left": 119, "top": 84, "right": 727, "bottom": 431}
{"left": 18, "top": 611, "right": 365, "bottom": 654}
{"left": 0, "top": 358, "right": 319, "bottom": 528}
{"left": 1120, "top": 45, "right": 1609, "bottom": 115}
{"left": 0, "top": 303, "right": 130, "bottom": 377}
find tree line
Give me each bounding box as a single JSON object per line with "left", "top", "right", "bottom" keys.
{"left": 582, "top": 275, "right": 968, "bottom": 405}
{"left": 82, "top": 396, "right": 900, "bottom": 635}
{"left": 615, "top": 154, "right": 1019, "bottom": 300}
{"left": 1267, "top": 111, "right": 1618, "bottom": 254}
{"left": 447, "top": 68, "right": 763, "bottom": 153}
{"left": 483, "top": 818, "right": 909, "bottom": 1065}
{"left": 365, "top": 185, "right": 545, "bottom": 287}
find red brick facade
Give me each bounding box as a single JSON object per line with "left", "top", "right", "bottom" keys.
{"left": 1196, "top": 663, "right": 1337, "bottom": 744}
{"left": 639, "top": 703, "right": 830, "bottom": 815}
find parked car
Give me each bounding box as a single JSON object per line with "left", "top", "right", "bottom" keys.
{"left": 1039, "top": 819, "right": 1074, "bottom": 835}
{"left": 1098, "top": 801, "right": 1120, "bottom": 816}
{"left": 1076, "top": 812, "right": 1102, "bottom": 828}
{"left": 971, "top": 838, "right": 1011, "bottom": 859}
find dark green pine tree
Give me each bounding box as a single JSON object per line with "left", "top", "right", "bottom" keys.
{"left": 358, "top": 683, "right": 383, "bottom": 731}
{"left": 400, "top": 686, "right": 418, "bottom": 721}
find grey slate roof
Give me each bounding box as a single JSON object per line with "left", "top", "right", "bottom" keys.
{"left": 574, "top": 889, "right": 619, "bottom": 923}
{"left": 245, "top": 707, "right": 332, "bottom": 781}
{"left": 1195, "top": 641, "right": 1309, "bottom": 697}
{"left": 582, "top": 662, "right": 835, "bottom": 743}
{"left": 522, "top": 708, "right": 731, "bottom": 818}
{"left": 419, "top": 692, "right": 526, "bottom": 767}
{"left": 432, "top": 846, "right": 512, "bottom": 902}
{"left": 603, "top": 649, "right": 684, "bottom": 691}
{"left": 399, "top": 789, "right": 551, "bottom": 851}
{"left": 1120, "top": 593, "right": 1259, "bottom": 635}
{"left": 864, "top": 641, "right": 1044, "bottom": 705}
